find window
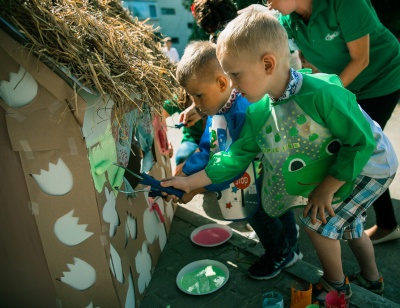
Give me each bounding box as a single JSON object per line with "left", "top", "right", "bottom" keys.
{"left": 122, "top": 1, "right": 158, "bottom": 20}
{"left": 187, "top": 22, "right": 193, "bottom": 29}
{"left": 161, "top": 8, "right": 175, "bottom": 15}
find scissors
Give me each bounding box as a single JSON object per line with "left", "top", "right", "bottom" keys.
{"left": 95, "top": 160, "right": 184, "bottom": 199}
{"left": 174, "top": 122, "right": 185, "bottom": 129}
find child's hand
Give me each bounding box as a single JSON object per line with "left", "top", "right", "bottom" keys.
{"left": 174, "top": 163, "right": 185, "bottom": 176}
{"left": 180, "top": 191, "right": 198, "bottom": 204}
{"left": 163, "top": 187, "right": 204, "bottom": 204}
{"left": 161, "top": 170, "right": 211, "bottom": 193}
{"left": 168, "top": 141, "right": 174, "bottom": 158}
{"left": 161, "top": 176, "right": 192, "bottom": 193}
{"left": 303, "top": 188, "right": 335, "bottom": 225}
{"left": 179, "top": 102, "right": 204, "bottom": 127}
{"left": 303, "top": 175, "right": 345, "bottom": 224}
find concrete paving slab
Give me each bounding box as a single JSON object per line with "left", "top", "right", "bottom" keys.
{"left": 141, "top": 103, "right": 400, "bottom": 307}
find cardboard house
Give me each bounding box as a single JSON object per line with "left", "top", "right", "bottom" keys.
{"left": 0, "top": 9, "right": 177, "bottom": 308}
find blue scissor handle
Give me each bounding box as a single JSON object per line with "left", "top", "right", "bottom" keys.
{"left": 148, "top": 190, "right": 163, "bottom": 198}
{"left": 175, "top": 122, "right": 185, "bottom": 128}
{"left": 140, "top": 173, "right": 185, "bottom": 199}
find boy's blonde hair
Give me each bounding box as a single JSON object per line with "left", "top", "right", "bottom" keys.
{"left": 216, "top": 10, "right": 290, "bottom": 66}
{"left": 176, "top": 40, "right": 224, "bottom": 87}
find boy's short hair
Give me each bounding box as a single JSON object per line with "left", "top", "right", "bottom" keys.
{"left": 192, "top": 0, "right": 238, "bottom": 35}
{"left": 176, "top": 40, "right": 223, "bottom": 87}
{"left": 216, "top": 10, "right": 290, "bottom": 65}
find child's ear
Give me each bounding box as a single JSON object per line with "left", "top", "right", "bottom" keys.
{"left": 262, "top": 54, "right": 276, "bottom": 75}
{"left": 217, "top": 76, "right": 229, "bottom": 92}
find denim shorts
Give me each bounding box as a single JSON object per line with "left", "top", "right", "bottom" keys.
{"left": 299, "top": 174, "right": 395, "bottom": 240}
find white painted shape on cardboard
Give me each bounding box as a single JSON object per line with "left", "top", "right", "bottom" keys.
{"left": 165, "top": 199, "right": 174, "bottom": 223}
{"left": 0, "top": 66, "right": 38, "bottom": 108}
{"left": 158, "top": 222, "right": 167, "bottom": 251}
{"left": 143, "top": 206, "right": 159, "bottom": 244}
{"left": 80, "top": 91, "right": 114, "bottom": 148}
{"left": 125, "top": 270, "right": 136, "bottom": 308}
{"left": 60, "top": 257, "right": 96, "bottom": 290}
{"left": 135, "top": 242, "right": 152, "bottom": 294}
{"left": 102, "top": 187, "right": 119, "bottom": 237}
{"left": 109, "top": 244, "right": 124, "bottom": 283}
{"left": 85, "top": 301, "right": 100, "bottom": 308}
{"left": 125, "top": 213, "right": 137, "bottom": 247}
{"left": 32, "top": 157, "right": 73, "bottom": 196}
{"left": 54, "top": 210, "right": 94, "bottom": 246}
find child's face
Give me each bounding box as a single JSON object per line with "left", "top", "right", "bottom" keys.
{"left": 184, "top": 76, "right": 230, "bottom": 116}
{"left": 220, "top": 53, "right": 268, "bottom": 103}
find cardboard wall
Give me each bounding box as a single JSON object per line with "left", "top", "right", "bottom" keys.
{"left": 0, "top": 27, "right": 176, "bottom": 308}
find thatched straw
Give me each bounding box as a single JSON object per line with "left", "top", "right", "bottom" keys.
{"left": 0, "top": 0, "right": 180, "bottom": 116}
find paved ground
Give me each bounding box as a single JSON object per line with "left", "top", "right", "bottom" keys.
{"left": 141, "top": 103, "right": 400, "bottom": 307}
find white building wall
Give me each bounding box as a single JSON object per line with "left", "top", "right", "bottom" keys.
{"left": 123, "top": 0, "right": 194, "bottom": 57}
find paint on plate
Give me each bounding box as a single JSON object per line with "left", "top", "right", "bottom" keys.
{"left": 178, "top": 265, "right": 226, "bottom": 295}
{"left": 192, "top": 227, "right": 231, "bottom": 246}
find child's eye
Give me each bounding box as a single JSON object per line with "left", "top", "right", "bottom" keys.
{"left": 231, "top": 73, "right": 238, "bottom": 77}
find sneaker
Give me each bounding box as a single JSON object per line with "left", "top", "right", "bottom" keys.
{"left": 292, "top": 241, "right": 303, "bottom": 261}
{"left": 248, "top": 249, "right": 299, "bottom": 280}
{"left": 348, "top": 272, "right": 384, "bottom": 295}
{"left": 312, "top": 276, "right": 352, "bottom": 305}
{"left": 366, "top": 225, "right": 400, "bottom": 245}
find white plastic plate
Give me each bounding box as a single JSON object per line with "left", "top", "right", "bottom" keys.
{"left": 176, "top": 259, "right": 229, "bottom": 295}
{"left": 190, "top": 223, "right": 233, "bottom": 247}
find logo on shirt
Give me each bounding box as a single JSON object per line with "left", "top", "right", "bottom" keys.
{"left": 325, "top": 31, "right": 340, "bottom": 41}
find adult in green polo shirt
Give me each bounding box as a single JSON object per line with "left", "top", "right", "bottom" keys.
{"left": 244, "top": 0, "right": 400, "bottom": 245}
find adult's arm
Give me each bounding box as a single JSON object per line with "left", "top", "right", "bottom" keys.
{"left": 339, "top": 34, "right": 370, "bottom": 87}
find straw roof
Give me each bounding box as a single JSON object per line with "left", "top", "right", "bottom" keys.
{"left": 0, "top": 0, "right": 180, "bottom": 116}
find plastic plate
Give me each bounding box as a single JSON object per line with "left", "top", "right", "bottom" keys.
{"left": 190, "top": 223, "right": 233, "bottom": 247}
{"left": 176, "top": 259, "right": 229, "bottom": 295}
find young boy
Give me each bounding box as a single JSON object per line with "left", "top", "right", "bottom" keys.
{"left": 162, "top": 11, "right": 398, "bottom": 302}
{"left": 173, "top": 40, "right": 302, "bottom": 280}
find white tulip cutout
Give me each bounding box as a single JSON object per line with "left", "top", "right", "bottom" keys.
{"left": 31, "top": 158, "right": 73, "bottom": 196}
{"left": 54, "top": 210, "right": 93, "bottom": 246}
{"left": 0, "top": 66, "right": 38, "bottom": 108}
{"left": 60, "top": 257, "right": 96, "bottom": 291}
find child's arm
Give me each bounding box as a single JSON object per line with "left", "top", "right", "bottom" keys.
{"left": 181, "top": 117, "right": 211, "bottom": 176}
{"left": 162, "top": 172, "right": 207, "bottom": 203}
{"left": 303, "top": 175, "right": 346, "bottom": 225}
{"left": 161, "top": 170, "right": 212, "bottom": 193}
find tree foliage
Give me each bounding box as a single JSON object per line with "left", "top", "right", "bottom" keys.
{"left": 182, "top": 0, "right": 261, "bottom": 41}
{"left": 183, "top": 0, "right": 400, "bottom": 41}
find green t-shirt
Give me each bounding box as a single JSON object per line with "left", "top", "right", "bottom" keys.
{"left": 163, "top": 100, "right": 204, "bottom": 144}
{"left": 281, "top": 0, "right": 400, "bottom": 99}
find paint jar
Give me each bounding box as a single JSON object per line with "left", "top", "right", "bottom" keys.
{"left": 262, "top": 291, "right": 284, "bottom": 308}
{"left": 325, "top": 290, "right": 348, "bottom": 308}
{"left": 290, "top": 278, "right": 312, "bottom": 308}
{"left": 305, "top": 305, "right": 320, "bottom": 308}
